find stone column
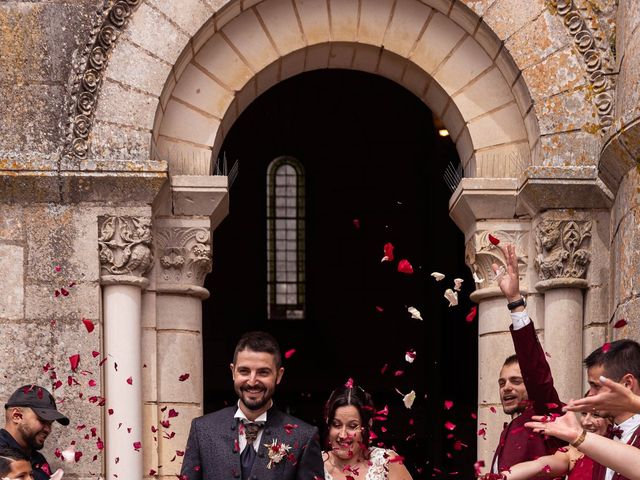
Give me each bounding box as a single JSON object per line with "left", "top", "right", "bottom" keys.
{"left": 533, "top": 213, "right": 592, "bottom": 402}
{"left": 99, "top": 215, "right": 154, "bottom": 480}
{"left": 465, "top": 224, "right": 539, "bottom": 469}
{"left": 145, "top": 176, "right": 228, "bottom": 480}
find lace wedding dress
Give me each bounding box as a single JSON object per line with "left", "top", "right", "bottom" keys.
{"left": 324, "top": 447, "right": 394, "bottom": 480}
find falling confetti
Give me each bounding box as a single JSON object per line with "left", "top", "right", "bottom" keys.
{"left": 397, "top": 259, "right": 414, "bottom": 274}
{"left": 444, "top": 289, "right": 458, "bottom": 307}
{"left": 466, "top": 306, "right": 478, "bottom": 322}
{"left": 405, "top": 350, "right": 416, "bottom": 363}
{"left": 381, "top": 242, "right": 394, "bottom": 262}
{"left": 453, "top": 278, "right": 464, "bottom": 291}
{"left": 284, "top": 349, "right": 296, "bottom": 359}
{"left": 82, "top": 318, "right": 95, "bottom": 333}
{"left": 614, "top": 319, "right": 628, "bottom": 328}
{"left": 430, "top": 272, "right": 445, "bottom": 281}
{"left": 407, "top": 306, "right": 423, "bottom": 321}
{"left": 488, "top": 234, "right": 500, "bottom": 245}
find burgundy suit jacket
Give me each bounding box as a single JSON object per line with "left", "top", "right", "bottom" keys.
{"left": 591, "top": 424, "right": 640, "bottom": 480}
{"left": 491, "top": 321, "right": 565, "bottom": 476}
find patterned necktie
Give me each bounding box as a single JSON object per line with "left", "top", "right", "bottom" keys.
{"left": 607, "top": 424, "right": 624, "bottom": 439}
{"left": 240, "top": 420, "right": 265, "bottom": 479}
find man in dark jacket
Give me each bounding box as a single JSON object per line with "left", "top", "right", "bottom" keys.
{"left": 1, "top": 385, "right": 69, "bottom": 480}
{"left": 490, "top": 243, "right": 564, "bottom": 476}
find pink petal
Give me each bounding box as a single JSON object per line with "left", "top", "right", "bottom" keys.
{"left": 602, "top": 342, "right": 611, "bottom": 353}
{"left": 284, "top": 349, "right": 296, "bottom": 359}
{"left": 444, "top": 421, "right": 456, "bottom": 431}
{"left": 344, "top": 378, "right": 354, "bottom": 388}
{"left": 69, "top": 354, "right": 80, "bottom": 372}
{"left": 82, "top": 318, "right": 95, "bottom": 333}
{"left": 465, "top": 306, "right": 477, "bottom": 323}
{"left": 444, "top": 400, "right": 454, "bottom": 410}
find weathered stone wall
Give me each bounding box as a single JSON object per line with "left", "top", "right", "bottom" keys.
{"left": 0, "top": 1, "right": 96, "bottom": 164}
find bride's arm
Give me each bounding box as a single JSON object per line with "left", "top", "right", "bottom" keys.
{"left": 500, "top": 450, "right": 571, "bottom": 480}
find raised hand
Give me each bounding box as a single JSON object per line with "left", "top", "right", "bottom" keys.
{"left": 525, "top": 410, "right": 582, "bottom": 443}
{"left": 564, "top": 376, "right": 640, "bottom": 415}
{"left": 492, "top": 243, "right": 521, "bottom": 302}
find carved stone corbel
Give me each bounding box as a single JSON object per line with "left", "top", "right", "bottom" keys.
{"left": 154, "top": 225, "right": 212, "bottom": 299}
{"left": 466, "top": 229, "right": 529, "bottom": 302}
{"left": 534, "top": 216, "right": 592, "bottom": 291}
{"left": 99, "top": 215, "right": 153, "bottom": 287}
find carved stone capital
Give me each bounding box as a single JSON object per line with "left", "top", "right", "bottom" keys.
{"left": 534, "top": 217, "right": 592, "bottom": 284}
{"left": 99, "top": 216, "right": 154, "bottom": 283}
{"left": 155, "top": 226, "right": 212, "bottom": 298}
{"left": 466, "top": 229, "right": 529, "bottom": 301}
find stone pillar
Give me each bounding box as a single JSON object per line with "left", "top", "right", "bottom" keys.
{"left": 465, "top": 224, "right": 539, "bottom": 470}
{"left": 533, "top": 213, "right": 593, "bottom": 401}
{"left": 145, "top": 176, "right": 228, "bottom": 480}
{"left": 99, "top": 215, "right": 154, "bottom": 480}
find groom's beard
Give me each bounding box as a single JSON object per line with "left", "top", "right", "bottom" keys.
{"left": 238, "top": 384, "right": 273, "bottom": 410}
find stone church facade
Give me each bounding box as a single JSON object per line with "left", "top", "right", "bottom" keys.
{"left": 0, "top": 0, "right": 638, "bottom": 478}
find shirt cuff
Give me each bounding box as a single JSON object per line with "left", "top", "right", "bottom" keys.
{"left": 511, "top": 310, "right": 530, "bottom": 330}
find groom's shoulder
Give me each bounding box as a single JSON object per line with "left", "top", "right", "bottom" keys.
{"left": 272, "top": 409, "right": 320, "bottom": 436}
{"left": 192, "top": 406, "right": 236, "bottom": 428}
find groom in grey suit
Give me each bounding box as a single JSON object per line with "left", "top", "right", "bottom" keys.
{"left": 180, "top": 331, "right": 324, "bottom": 480}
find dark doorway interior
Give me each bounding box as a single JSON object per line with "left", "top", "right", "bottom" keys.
{"left": 202, "top": 69, "right": 477, "bottom": 477}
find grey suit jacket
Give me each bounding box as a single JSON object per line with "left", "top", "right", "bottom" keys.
{"left": 180, "top": 405, "right": 324, "bottom": 480}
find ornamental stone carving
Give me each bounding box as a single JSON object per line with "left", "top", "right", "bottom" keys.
{"left": 62, "top": 0, "right": 142, "bottom": 162}
{"left": 465, "top": 230, "right": 529, "bottom": 292}
{"left": 550, "top": 0, "right": 616, "bottom": 129}
{"left": 99, "top": 216, "right": 153, "bottom": 278}
{"left": 534, "top": 219, "right": 591, "bottom": 281}
{"left": 156, "top": 227, "right": 212, "bottom": 287}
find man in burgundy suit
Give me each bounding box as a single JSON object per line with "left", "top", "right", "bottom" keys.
{"left": 584, "top": 340, "right": 640, "bottom": 480}
{"left": 489, "top": 244, "right": 564, "bottom": 476}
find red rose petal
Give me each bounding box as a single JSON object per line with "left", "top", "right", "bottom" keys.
{"left": 133, "top": 441, "right": 142, "bottom": 451}
{"left": 444, "top": 400, "right": 454, "bottom": 410}
{"left": 69, "top": 354, "right": 80, "bottom": 372}
{"left": 168, "top": 408, "right": 178, "bottom": 418}
{"left": 602, "top": 342, "right": 611, "bottom": 353}
{"left": 353, "top": 219, "right": 360, "bottom": 229}
{"left": 614, "top": 319, "right": 628, "bottom": 328}
{"left": 82, "top": 318, "right": 95, "bottom": 333}
{"left": 60, "top": 287, "right": 69, "bottom": 297}
{"left": 488, "top": 234, "right": 500, "bottom": 246}
{"left": 397, "top": 259, "right": 414, "bottom": 274}
{"left": 126, "top": 377, "right": 133, "bottom": 385}
{"left": 284, "top": 349, "right": 296, "bottom": 359}
{"left": 465, "top": 306, "right": 478, "bottom": 323}
{"left": 179, "top": 373, "right": 190, "bottom": 382}
{"left": 444, "top": 421, "right": 456, "bottom": 431}
{"left": 381, "top": 242, "right": 395, "bottom": 262}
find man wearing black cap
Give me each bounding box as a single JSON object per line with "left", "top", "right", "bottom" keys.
{"left": 1, "top": 385, "right": 69, "bottom": 480}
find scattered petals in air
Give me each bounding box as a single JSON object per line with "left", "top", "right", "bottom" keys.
{"left": 473, "top": 271, "right": 484, "bottom": 283}
{"left": 60, "top": 287, "right": 69, "bottom": 297}
{"left": 381, "top": 243, "right": 394, "bottom": 262}
{"left": 493, "top": 265, "right": 506, "bottom": 284}
{"left": 179, "top": 373, "right": 190, "bottom": 382}
{"left": 69, "top": 354, "right": 80, "bottom": 372}
{"left": 352, "top": 219, "right": 360, "bottom": 229}
{"left": 345, "top": 378, "right": 354, "bottom": 388}
{"left": 466, "top": 306, "right": 478, "bottom": 322}
{"left": 61, "top": 445, "right": 76, "bottom": 463}
{"left": 92, "top": 350, "right": 100, "bottom": 358}
{"left": 430, "top": 272, "right": 445, "bottom": 281}
{"left": 489, "top": 406, "right": 496, "bottom": 414}
{"left": 602, "top": 342, "right": 611, "bottom": 353}
{"left": 444, "top": 289, "right": 458, "bottom": 307}
{"left": 444, "top": 421, "right": 456, "bottom": 431}
{"left": 283, "top": 424, "right": 298, "bottom": 435}
{"left": 405, "top": 350, "right": 416, "bottom": 363}
{"left": 380, "top": 364, "right": 389, "bottom": 375}
{"left": 614, "top": 319, "right": 628, "bottom": 328}
{"left": 133, "top": 441, "right": 142, "bottom": 451}
{"left": 407, "top": 306, "right": 423, "bottom": 321}
{"left": 473, "top": 461, "right": 485, "bottom": 476}
{"left": 82, "top": 318, "right": 95, "bottom": 333}
{"left": 541, "top": 465, "right": 552, "bottom": 474}
{"left": 488, "top": 234, "right": 500, "bottom": 246}
{"left": 397, "top": 259, "right": 414, "bottom": 274}
{"left": 126, "top": 377, "right": 133, "bottom": 385}
{"left": 168, "top": 409, "right": 179, "bottom": 418}
{"left": 453, "top": 278, "right": 464, "bottom": 291}
{"left": 284, "top": 349, "right": 296, "bottom": 359}
{"left": 394, "top": 370, "right": 404, "bottom": 377}
{"left": 444, "top": 400, "right": 454, "bottom": 410}
{"left": 375, "top": 306, "right": 384, "bottom": 313}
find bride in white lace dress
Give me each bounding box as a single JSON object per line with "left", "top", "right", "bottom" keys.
{"left": 322, "top": 384, "right": 413, "bottom": 480}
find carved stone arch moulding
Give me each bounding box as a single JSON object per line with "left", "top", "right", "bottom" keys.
{"left": 549, "top": 0, "right": 616, "bottom": 130}
{"left": 62, "top": 0, "right": 143, "bottom": 164}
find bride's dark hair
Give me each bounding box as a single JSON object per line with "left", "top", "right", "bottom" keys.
{"left": 323, "top": 383, "right": 376, "bottom": 452}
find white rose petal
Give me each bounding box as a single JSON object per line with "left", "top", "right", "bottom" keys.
{"left": 473, "top": 271, "right": 484, "bottom": 283}
{"left": 430, "top": 272, "right": 445, "bottom": 281}
{"left": 403, "top": 390, "right": 417, "bottom": 409}
{"left": 493, "top": 265, "right": 506, "bottom": 283}
{"left": 453, "top": 278, "right": 464, "bottom": 291}
{"left": 407, "top": 306, "right": 423, "bottom": 321}
{"left": 61, "top": 446, "right": 75, "bottom": 463}
{"left": 444, "top": 289, "right": 458, "bottom": 307}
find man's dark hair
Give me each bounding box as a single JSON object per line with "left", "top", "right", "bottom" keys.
{"left": 584, "top": 339, "right": 640, "bottom": 381}
{"left": 233, "top": 331, "right": 282, "bottom": 368}
{"left": 503, "top": 354, "right": 519, "bottom": 367}
{"left": 0, "top": 447, "right": 29, "bottom": 476}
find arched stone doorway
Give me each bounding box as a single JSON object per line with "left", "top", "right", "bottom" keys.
{"left": 201, "top": 68, "right": 478, "bottom": 476}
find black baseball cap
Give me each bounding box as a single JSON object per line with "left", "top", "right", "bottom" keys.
{"left": 5, "top": 385, "right": 70, "bottom": 426}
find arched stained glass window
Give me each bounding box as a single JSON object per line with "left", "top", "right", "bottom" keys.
{"left": 266, "top": 157, "right": 305, "bottom": 320}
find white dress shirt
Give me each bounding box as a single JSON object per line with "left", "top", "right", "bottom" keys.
{"left": 234, "top": 401, "right": 271, "bottom": 451}
{"left": 605, "top": 413, "right": 640, "bottom": 480}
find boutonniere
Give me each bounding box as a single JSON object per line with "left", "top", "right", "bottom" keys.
{"left": 264, "top": 438, "right": 291, "bottom": 469}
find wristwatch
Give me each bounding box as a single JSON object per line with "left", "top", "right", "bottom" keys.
{"left": 507, "top": 297, "right": 526, "bottom": 311}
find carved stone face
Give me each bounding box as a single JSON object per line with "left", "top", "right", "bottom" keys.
{"left": 538, "top": 221, "right": 560, "bottom": 251}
